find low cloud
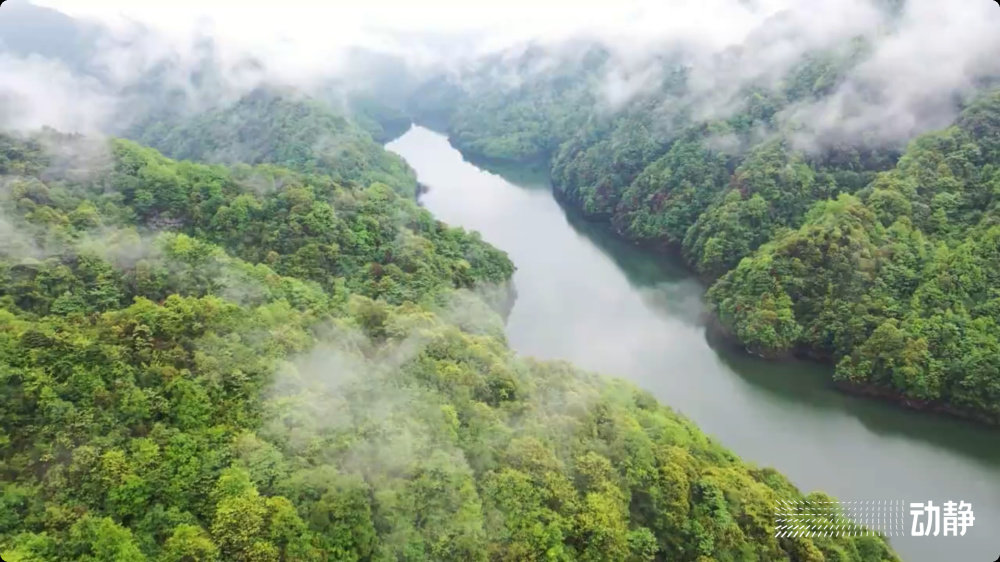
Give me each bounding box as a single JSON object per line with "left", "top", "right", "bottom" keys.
{"left": 780, "top": 0, "right": 1000, "bottom": 149}
{"left": 0, "top": 0, "right": 994, "bottom": 157}
{"left": 0, "top": 54, "right": 116, "bottom": 134}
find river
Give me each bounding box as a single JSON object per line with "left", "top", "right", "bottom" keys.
{"left": 387, "top": 125, "right": 1000, "bottom": 562}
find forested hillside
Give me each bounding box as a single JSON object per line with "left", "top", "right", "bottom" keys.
{"left": 405, "top": 12, "right": 1000, "bottom": 423}
{"left": 708, "top": 91, "right": 1000, "bottom": 422}
{"left": 346, "top": 95, "right": 414, "bottom": 144}
{"left": 0, "top": 3, "right": 415, "bottom": 180}
{"left": 126, "top": 88, "right": 418, "bottom": 198}
{"left": 408, "top": 43, "right": 607, "bottom": 164}
{"left": 0, "top": 123, "right": 898, "bottom": 561}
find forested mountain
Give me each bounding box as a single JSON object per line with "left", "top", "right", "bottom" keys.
{"left": 345, "top": 95, "right": 413, "bottom": 144}
{"left": 708, "top": 91, "right": 1000, "bottom": 422}
{"left": 126, "top": 87, "right": 418, "bottom": 197}
{"left": 0, "top": 1, "right": 415, "bottom": 163}
{"left": 0, "top": 128, "right": 897, "bottom": 560}
{"left": 0, "top": 1, "right": 100, "bottom": 73}
{"left": 404, "top": 5, "right": 1000, "bottom": 424}
{"left": 408, "top": 43, "right": 608, "bottom": 164}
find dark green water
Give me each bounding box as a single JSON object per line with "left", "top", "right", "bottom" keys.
{"left": 388, "top": 125, "right": 1000, "bottom": 562}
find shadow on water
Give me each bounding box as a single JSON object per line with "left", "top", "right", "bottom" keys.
{"left": 456, "top": 150, "right": 553, "bottom": 191}
{"left": 706, "top": 332, "right": 1000, "bottom": 469}
{"left": 560, "top": 208, "right": 691, "bottom": 283}
{"left": 473, "top": 154, "right": 1000, "bottom": 471}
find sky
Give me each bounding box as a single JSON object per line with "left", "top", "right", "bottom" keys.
{"left": 26, "top": 0, "right": 800, "bottom": 104}
{"left": 34, "top": 0, "right": 787, "bottom": 62}
{"left": 35, "top": 0, "right": 773, "bottom": 39}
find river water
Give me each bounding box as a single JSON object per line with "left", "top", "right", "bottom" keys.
{"left": 387, "top": 125, "right": 1000, "bottom": 562}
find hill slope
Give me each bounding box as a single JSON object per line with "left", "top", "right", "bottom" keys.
{"left": 0, "top": 129, "right": 897, "bottom": 561}
{"left": 127, "top": 88, "right": 418, "bottom": 197}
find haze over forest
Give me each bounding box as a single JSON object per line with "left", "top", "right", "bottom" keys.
{"left": 0, "top": 0, "right": 998, "bottom": 560}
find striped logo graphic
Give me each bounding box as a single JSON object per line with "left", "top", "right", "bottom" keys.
{"left": 774, "top": 500, "right": 907, "bottom": 538}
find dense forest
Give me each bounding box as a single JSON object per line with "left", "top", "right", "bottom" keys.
{"left": 124, "top": 88, "right": 419, "bottom": 198}
{"left": 405, "top": 16, "right": 1000, "bottom": 424}
{"left": 0, "top": 103, "right": 899, "bottom": 560}
{"left": 0, "top": 68, "right": 907, "bottom": 560}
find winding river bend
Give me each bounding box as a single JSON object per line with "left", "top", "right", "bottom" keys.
{"left": 388, "top": 125, "right": 1000, "bottom": 562}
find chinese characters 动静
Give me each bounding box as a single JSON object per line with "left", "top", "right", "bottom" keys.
{"left": 910, "top": 501, "right": 974, "bottom": 537}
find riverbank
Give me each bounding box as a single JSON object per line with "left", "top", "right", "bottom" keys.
{"left": 434, "top": 131, "right": 1000, "bottom": 431}
{"left": 704, "top": 315, "right": 1000, "bottom": 427}
{"left": 387, "top": 126, "right": 1000, "bottom": 562}
{"left": 834, "top": 381, "right": 1000, "bottom": 428}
